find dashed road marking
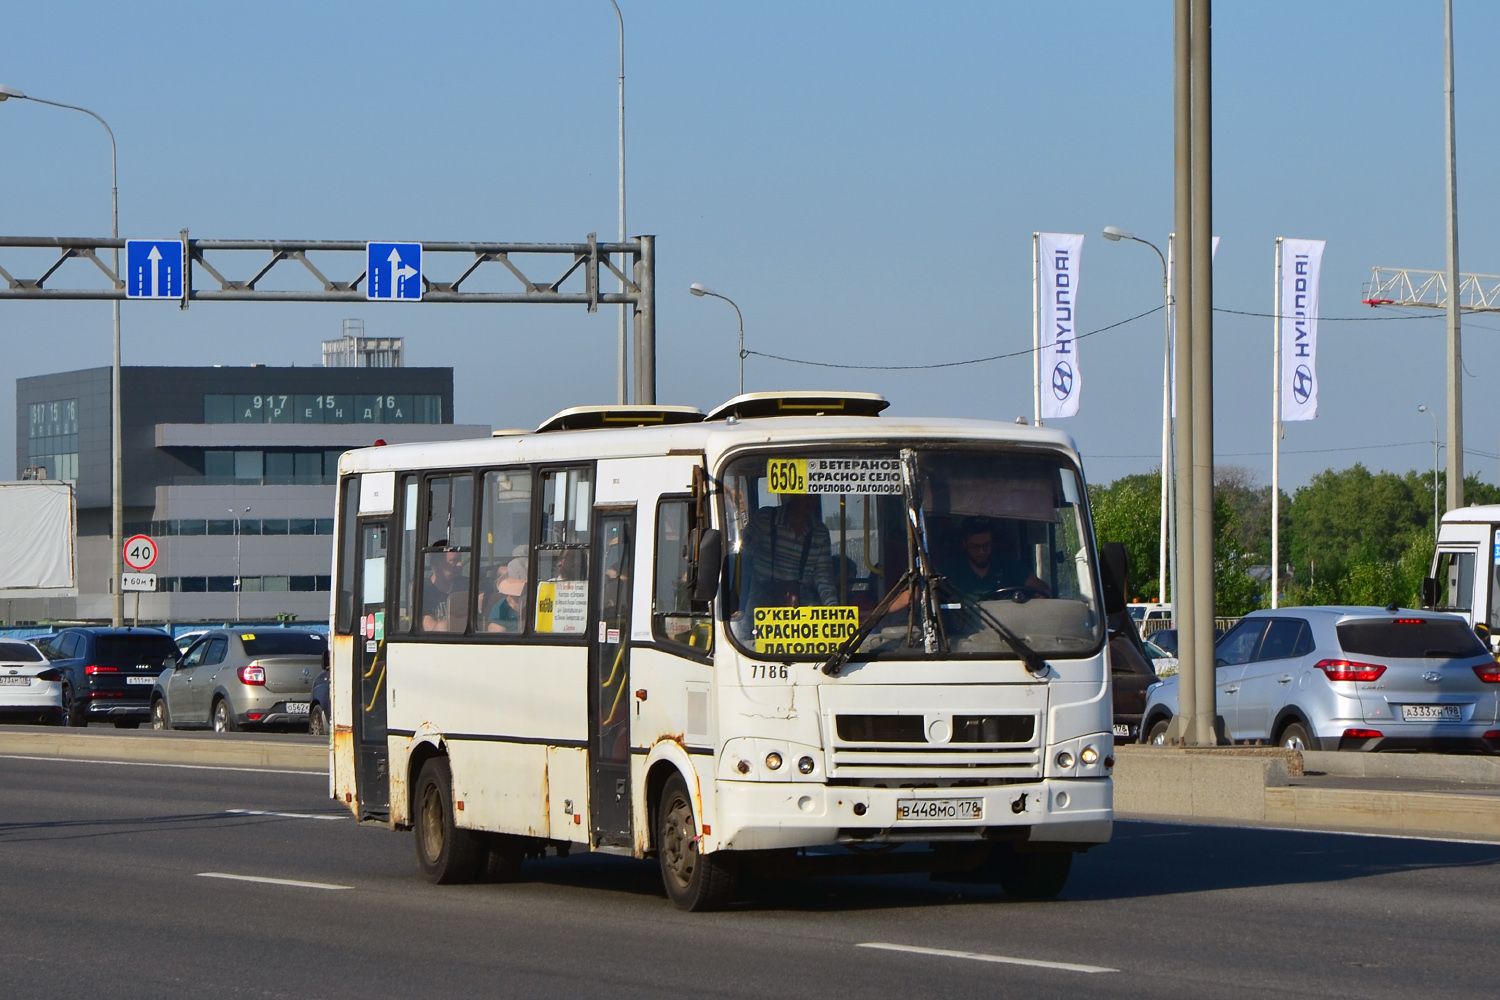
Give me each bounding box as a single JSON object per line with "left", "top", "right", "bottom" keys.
{"left": 857, "top": 942, "right": 1116, "bottom": 974}
{"left": 225, "top": 809, "right": 345, "bottom": 821}
{"left": 198, "top": 872, "right": 352, "bottom": 891}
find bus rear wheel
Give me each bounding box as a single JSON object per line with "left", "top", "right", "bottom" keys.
{"left": 413, "top": 758, "right": 483, "bottom": 884}
{"left": 657, "top": 773, "right": 737, "bottom": 911}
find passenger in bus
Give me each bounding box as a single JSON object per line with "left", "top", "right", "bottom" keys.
{"left": 743, "top": 494, "right": 839, "bottom": 609}
{"left": 486, "top": 557, "right": 528, "bottom": 632}
{"left": 422, "top": 549, "right": 470, "bottom": 632}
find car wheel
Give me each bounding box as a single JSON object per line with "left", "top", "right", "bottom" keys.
{"left": 413, "top": 758, "right": 483, "bottom": 884}
{"left": 151, "top": 698, "right": 170, "bottom": 731}
{"left": 1146, "top": 718, "right": 1171, "bottom": 746}
{"left": 479, "top": 834, "right": 526, "bottom": 883}
{"left": 1278, "top": 721, "right": 1315, "bottom": 752}
{"left": 212, "top": 698, "right": 239, "bottom": 733}
{"left": 657, "top": 772, "right": 738, "bottom": 911}
{"left": 62, "top": 683, "right": 87, "bottom": 727}
{"left": 308, "top": 703, "right": 328, "bottom": 737}
{"left": 987, "top": 844, "right": 1073, "bottom": 900}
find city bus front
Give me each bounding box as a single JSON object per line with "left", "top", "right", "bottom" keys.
{"left": 701, "top": 435, "right": 1112, "bottom": 884}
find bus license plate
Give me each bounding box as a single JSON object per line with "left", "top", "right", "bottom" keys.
{"left": 1402, "top": 704, "right": 1462, "bottom": 722}
{"left": 896, "top": 797, "right": 983, "bottom": 821}
{"left": 285, "top": 702, "right": 310, "bottom": 715}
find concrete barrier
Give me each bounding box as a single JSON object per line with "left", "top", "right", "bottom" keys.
{"left": 1113, "top": 747, "right": 1289, "bottom": 822}
{"left": 1302, "top": 750, "right": 1500, "bottom": 785}
{"left": 0, "top": 727, "right": 327, "bottom": 771}
{"left": 1264, "top": 785, "right": 1500, "bottom": 840}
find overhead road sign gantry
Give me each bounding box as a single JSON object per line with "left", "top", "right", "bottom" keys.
{"left": 125, "top": 239, "right": 183, "bottom": 299}
{"left": 1362, "top": 266, "right": 1500, "bottom": 313}
{"left": 367, "top": 242, "right": 422, "bottom": 301}
{"left": 0, "top": 232, "right": 659, "bottom": 402}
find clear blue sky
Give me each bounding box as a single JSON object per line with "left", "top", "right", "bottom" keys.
{"left": 3, "top": 1, "right": 1498, "bottom": 491}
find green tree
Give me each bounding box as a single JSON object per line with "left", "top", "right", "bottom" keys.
{"left": 1087, "top": 471, "right": 1162, "bottom": 601}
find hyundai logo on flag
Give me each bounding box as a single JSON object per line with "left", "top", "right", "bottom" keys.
{"left": 1051, "top": 361, "right": 1075, "bottom": 400}
{"left": 1292, "top": 364, "right": 1314, "bottom": 404}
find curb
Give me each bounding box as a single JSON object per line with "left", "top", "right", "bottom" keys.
{"left": 0, "top": 730, "right": 327, "bottom": 771}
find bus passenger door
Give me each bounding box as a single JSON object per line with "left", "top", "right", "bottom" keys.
{"left": 355, "top": 520, "right": 390, "bottom": 818}
{"left": 588, "top": 508, "right": 635, "bottom": 848}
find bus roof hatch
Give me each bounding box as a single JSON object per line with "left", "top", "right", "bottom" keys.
{"left": 535, "top": 405, "right": 706, "bottom": 433}
{"left": 704, "top": 391, "right": 889, "bottom": 422}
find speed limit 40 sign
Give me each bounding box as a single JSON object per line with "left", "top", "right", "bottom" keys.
{"left": 123, "top": 534, "right": 158, "bottom": 571}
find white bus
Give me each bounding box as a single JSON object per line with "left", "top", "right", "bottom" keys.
{"left": 330, "top": 391, "right": 1118, "bottom": 909}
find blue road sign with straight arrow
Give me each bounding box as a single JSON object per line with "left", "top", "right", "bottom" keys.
{"left": 125, "top": 240, "right": 184, "bottom": 299}
{"left": 366, "top": 242, "right": 423, "bottom": 301}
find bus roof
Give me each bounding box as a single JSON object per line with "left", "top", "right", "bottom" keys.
{"left": 1440, "top": 504, "right": 1500, "bottom": 525}
{"left": 337, "top": 413, "right": 1081, "bottom": 475}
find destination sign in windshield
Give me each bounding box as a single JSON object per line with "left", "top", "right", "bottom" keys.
{"left": 766, "top": 457, "right": 901, "bottom": 494}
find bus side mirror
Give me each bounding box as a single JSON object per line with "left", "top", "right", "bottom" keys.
{"left": 1420, "top": 577, "right": 1439, "bottom": 610}
{"left": 692, "top": 528, "right": 723, "bottom": 604}
{"left": 1100, "top": 542, "right": 1129, "bottom": 616}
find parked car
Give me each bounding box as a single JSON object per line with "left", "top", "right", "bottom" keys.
{"left": 151, "top": 629, "right": 326, "bottom": 732}
{"left": 1142, "top": 639, "right": 1178, "bottom": 677}
{"left": 1145, "top": 627, "right": 1224, "bottom": 659}
{"left": 173, "top": 630, "right": 209, "bottom": 654}
{"left": 308, "top": 668, "right": 329, "bottom": 737}
{"left": 1141, "top": 607, "right": 1500, "bottom": 751}
{"left": 0, "top": 639, "right": 64, "bottom": 725}
{"left": 34, "top": 627, "right": 180, "bottom": 727}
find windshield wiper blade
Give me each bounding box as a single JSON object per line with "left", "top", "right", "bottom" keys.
{"left": 936, "top": 578, "right": 1051, "bottom": 676}
{"left": 821, "top": 570, "right": 914, "bottom": 676}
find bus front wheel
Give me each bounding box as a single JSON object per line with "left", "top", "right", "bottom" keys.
{"left": 413, "top": 758, "right": 483, "bottom": 884}
{"left": 656, "top": 773, "right": 737, "bottom": 911}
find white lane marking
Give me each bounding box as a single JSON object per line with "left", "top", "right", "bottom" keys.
{"left": 224, "top": 809, "right": 345, "bottom": 821}
{"left": 0, "top": 753, "right": 324, "bottom": 776}
{"left": 857, "top": 942, "right": 1116, "bottom": 974}
{"left": 198, "top": 872, "right": 351, "bottom": 891}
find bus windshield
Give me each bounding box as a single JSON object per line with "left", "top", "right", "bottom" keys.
{"left": 721, "top": 446, "right": 1102, "bottom": 661}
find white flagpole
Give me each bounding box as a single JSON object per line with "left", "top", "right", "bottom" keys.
{"left": 1032, "top": 232, "right": 1041, "bottom": 425}
{"left": 1160, "top": 236, "right": 1173, "bottom": 605}
{"left": 1271, "top": 237, "right": 1283, "bottom": 610}
{"left": 1167, "top": 233, "right": 1178, "bottom": 613}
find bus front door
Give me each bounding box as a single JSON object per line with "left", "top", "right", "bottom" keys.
{"left": 588, "top": 508, "right": 635, "bottom": 848}
{"left": 355, "top": 520, "right": 390, "bottom": 819}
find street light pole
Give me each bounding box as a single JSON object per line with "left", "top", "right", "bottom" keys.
{"left": 1419, "top": 405, "right": 1440, "bottom": 546}
{"left": 1102, "top": 227, "right": 1172, "bottom": 606}
{"left": 689, "top": 283, "right": 745, "bottom": 395}
{"left": 0, "top": 85, "right": 123, "bottom": 627}
{"left": 1442, "top": 0, "right": 1463, "bottom": 511}
{"left": 608, "top": 1, "right": 628, "bottom": 404}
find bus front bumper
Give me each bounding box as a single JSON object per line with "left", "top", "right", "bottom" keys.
{"left": 710, "top": 777, "right": 1111, "bottom": 853}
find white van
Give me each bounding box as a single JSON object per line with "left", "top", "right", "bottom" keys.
{"left": 1426, "top": 505, "right": 1500, "bottom": 649}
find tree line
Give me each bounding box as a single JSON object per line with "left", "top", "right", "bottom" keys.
{"left": 1087, "top": 464, "right": 1499, "bottom": 616}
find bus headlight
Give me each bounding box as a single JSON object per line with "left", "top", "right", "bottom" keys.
{"left": 765, "top": 751, "right": 784, "bottom": 771}
{"left": 1081, "top": 746, "right": 1099, "bottom": 765}
{"left": 797, "top": 755, "right": 815, "bottom": 774}
{"left": 1055, "top": 750, "right": 1075, "bottom": 769}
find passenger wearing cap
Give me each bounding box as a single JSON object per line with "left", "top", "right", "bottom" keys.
{"left": 486, "top": 557, "right": 529, "bottom": 633}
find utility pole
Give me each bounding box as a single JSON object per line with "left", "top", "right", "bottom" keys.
{"left": 1172, "top": 0, "right": 1197, "bottom": 744}
{"left": 1443, "top": 0, "right": 1463, "bottom": 510}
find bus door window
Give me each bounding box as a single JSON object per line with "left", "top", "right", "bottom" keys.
{"left": 1435, "top": 550, "right": 1475, "bottom": 612}
{"left": 590, "top": 509, "right": 635, "bottom": 847}
{"left": 419, "top": 474, "right": 474, "bottom": 634}
{"left": 335, "top": 479, "right": 360, "bottom": 633}
{"left": 479, "top": 469, "right": 534, "bottom": 634}
{"left": 356, "top": 520, "right": 391, "bottom": 814}
{"left": 395, "top": 475, "right": 417, "bottom": 633}
{"left": 653, "top": 499, "right": 712, "bottom": 652}
{"left": 534, "top": 468, "right": 593, "bottom": 634}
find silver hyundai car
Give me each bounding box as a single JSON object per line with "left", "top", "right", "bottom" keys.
{"left": 151, "top": 629, "right": 327, "bottom": 732}
{"left": 1141, "top": 607, "right": 1500, "bottom": 751}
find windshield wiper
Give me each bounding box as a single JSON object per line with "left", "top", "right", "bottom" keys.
{"left": 935, "top": 577, "right": 1051, "bottom": 676}
{"left": 821, "top": 569, "right": 914, "bottom": 676}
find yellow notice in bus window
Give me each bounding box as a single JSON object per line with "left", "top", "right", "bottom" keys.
{"left": 752, "top": 606, "right": 859, "bottom": 656}
{"left": 535, "top": 580, "right": 589, "bottom": 634}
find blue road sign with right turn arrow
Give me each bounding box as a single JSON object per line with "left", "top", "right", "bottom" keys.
{"left": 125, "top": 240, "right": 184, "bottom": 299}
{"left": 366, "top": 242, "right": 423, "bottom": 301}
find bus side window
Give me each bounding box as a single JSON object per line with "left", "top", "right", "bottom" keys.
{"left": 395, "top": 475, "right": 418, "bottom": 633}
{"left": 335, "top": 477, "right": 359, "bottom": 634}
{"left": 478, "top": 469, "right": 534, "bottom": 635}
{"left": 653, "top": 499, "right": 713, "bottom": 652}
{"left": 534, "top": 468, "right": 592, "bottom": 635}
{"left": 419, "top": 474, "right": 475, "bottom": 634}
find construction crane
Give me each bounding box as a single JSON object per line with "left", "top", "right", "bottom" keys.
{"left": 1363, "top": 267, "right": 1500, "bottom": 311}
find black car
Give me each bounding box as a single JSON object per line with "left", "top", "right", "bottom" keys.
{"left": 308, "top": 668, "right": 330, "bottom": 737}
{"left": 35, "top": 628, "right": 181, "bottom": 728}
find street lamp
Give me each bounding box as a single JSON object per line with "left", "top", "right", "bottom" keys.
{"left": 1419, "top": 404, "right": 1440, "bottom": 545}
{"left": 689, "top": 283, "right": 745, "bottom": 395}
{"left": 1, "top": 84, "right": 125, "bottom": 627}
{"left": 231, "top": 506, "right": 251, "bottom": 624}
{"left": 1103, "top": 226, "right": 1173, "bottom": 607}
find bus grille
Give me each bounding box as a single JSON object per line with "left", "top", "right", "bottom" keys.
{"left": 828, "top": 713, "right": 1041, "bottom": 781}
